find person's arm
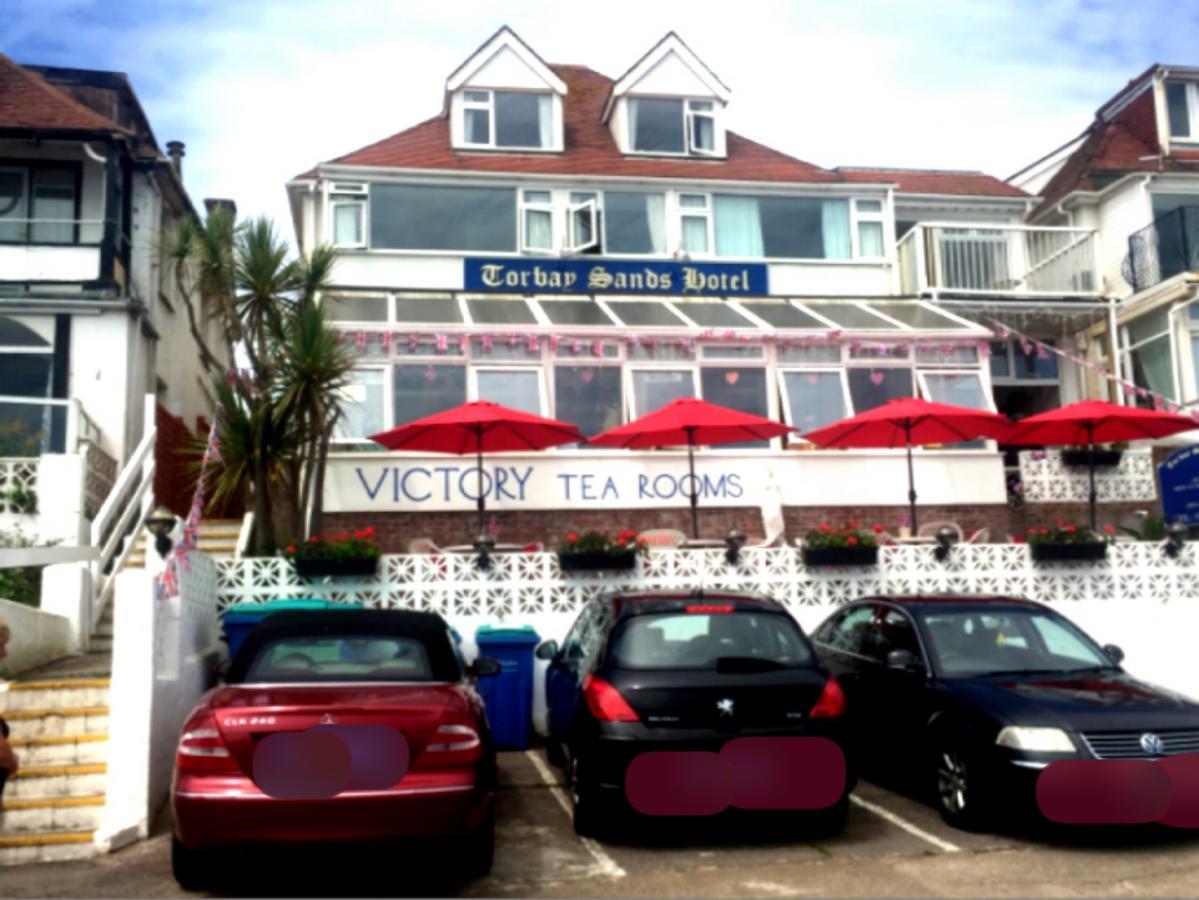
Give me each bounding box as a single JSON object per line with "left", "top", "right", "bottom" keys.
{"left": 0, "top": 737, "right": 18, "bottom": 775}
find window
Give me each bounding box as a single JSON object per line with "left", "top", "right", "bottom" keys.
{"left": 1124, "top": 308, "right": 1176, "bottom": 406}
{"left": 816, "top": 605, "right": 875, "bottom": 656}
{"left": 687, "top": 100, "right": 716, "bottom": 154}
{"left": 676, "top": 193, "right": 711, "bottom": 255}
{"left": 335, "top": 369, "right": 385, "bottom": 441}
{"left": 461, "top": 89, "right": 552, "bottom": 149}
{"left": 918, "top": 371, "right": 992, "bottom": 448}
{"left": 1166, "top": 81, "right": 1196, "bottom": 140}
{"left": 875, "top": 608, "right": 921, "bottom": 659}
{"left": 0, "top": 316, "right": 59, "bottom": 455}
{"left": 673, "top": 300, "right": 753, "bottom": 328}
{"left": 741, "top": 301, "right": 828, "bottom": 330}
{"left": 473, "top": 368, "right": 544, "bottom": 415}
{"left": 604, "top": 191, "right": 666, "bottom": 254}
{"left": 370, "top": 184, "right": 516, "bottom": 251}
{"left": 393, "top": 364, "right": 465, "bottom": 424}
{"left": 520, "top": 190, "right": 554, "bottom": 253}
{"left": 537, "top": 298, "right": 615, "bottom": 326}
{"left": 847, "top": 368, "right": 913, "bottom": 414}
{"left": 700, "top": 367, "right": 769, "bottom": 448}
{"left": 324, "top": 295, "right": 387, "bottom": 322}
{"left": 629, "top": 369, "right": 695, "bottom": 417}
{"left": 394, "top": 295, "right": 463, "bottom": 323}
{"left": 244, "top": 635, "right": 443, "bottom": 683}
{"left": 330, "top": 183, "right": 367, "bottom": 247}
{"left": 554, "top": 366, "right": 622, "bottom": 443}
{"left": 0, "top": 163, "right": 79, "bottom": 244}
{"left": 611, "top": 612, "right": 811, "bottom": 670}
{"left": 779, "top": 370, "right": 848, "bottom": 436}
{"left": 603, "top": 301, "right": 687, "bottom": 327}
{"left": 464, "top": 298, "right": 537, "bottom": 325}
{"left": 853, "top": 198, "right": 886, "bottom": 258}
{"left": 629, "top": 98, "right": 685, "bottom": 153}
{"left": 566, "top": 191, "right": 600, "bottom": 254}
{"left": 713, "top": 195, "right": 851, "bottom": 260}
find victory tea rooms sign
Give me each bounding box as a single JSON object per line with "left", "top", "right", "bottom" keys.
{"left": 464, "top": 258, "right": 768, "bottom": 295}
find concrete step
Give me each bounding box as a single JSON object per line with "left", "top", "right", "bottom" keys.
{"left": 87, "top": 636, "right": 113, "bottom": 654}
{"left": 0, "top": 796, "right": 105, "bottom": 834}
{"left": 6, "top": 763, "right": 106, "bottom": 800}
{"left": 3, "top": 708, "right": 109, "bottom": 740}
{"left": 0, "top": 830, "right": 98, "bottom": 865}
{"left": 92, "top": 621, "right": 113, "bottom": 638}
{"left": 0, "top": 680, "right": 110, "bottom": 713}
{"left": 8, "top": 734, "right": 107, "bottom": 768}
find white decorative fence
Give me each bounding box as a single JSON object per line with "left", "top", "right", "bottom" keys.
{"left": 1018, "top": 449, "right": 1157, "bottom": 504}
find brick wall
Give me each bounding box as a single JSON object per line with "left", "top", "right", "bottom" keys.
{"left": 320, "top": 496, "right": 1166, "bottom": 553}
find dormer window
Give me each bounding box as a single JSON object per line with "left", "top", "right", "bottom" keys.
{"left": 462, "top": 89, "right": 552, "bottom": 149}
{"left": 1166, "top": 80, "right": 1198, "bottom": 140}
{"left": 628, "top": 98, "right": 719, "bottom": 155}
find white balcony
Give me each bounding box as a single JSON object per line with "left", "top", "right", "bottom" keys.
{"left": 0, "top": 218, "right": 104, "bottom": 283}
{"left": 898, "top": 223, "right": 1100, "bottom": 297}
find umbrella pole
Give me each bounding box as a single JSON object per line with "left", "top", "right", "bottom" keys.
{"left": 476, "top": 431, "right": 486, "bottom": 536}
{"left": 1087, "top": 425, "right": 1097, "bottom": 533}
{"left": 905, "top": 422, "right": 918, "bottom": 533}
{"left": 688, "top": 429, "right": 699, "bottom": 540}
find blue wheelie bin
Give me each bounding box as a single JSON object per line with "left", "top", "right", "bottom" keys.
{"left": 222, "top": 598, "right": 363, "bottom": 657}
{"left": 473, "top": 625, "right": 540, "bottom": 750}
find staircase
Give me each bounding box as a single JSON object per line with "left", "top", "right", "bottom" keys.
{"left": 0, "top": 677, "right": 110, "bottom": 865}
{"left": 123, "top": 518, "right": 243, "bottom": 570}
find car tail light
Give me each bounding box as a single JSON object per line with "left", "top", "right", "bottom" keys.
{"left": 176, "top": 709, "right": 236, "bottom": 773}
{"left": 686, "top": 604, "right": 734, "bottom": 614}
{"left": 426, "top": 724, "right": 481, "bottom": 753}
{"left": 809, "top": 676, "right": 847, "bottom": 719}
{"left": 582, "top": 674, "right": 639, "bottom": 722}
{"left": 415, "top": 711, "right": 485, "bottom": 768}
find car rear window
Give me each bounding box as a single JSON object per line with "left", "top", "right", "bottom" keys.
{"left": 611, "top": 611, "right": 812, "bottom": 670}
{"left": 244, "top": 635, "right": 439, "bottom": 682}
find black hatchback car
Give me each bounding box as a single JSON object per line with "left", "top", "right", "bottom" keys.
{"left": 537, "top": 591, "right": 851, "bottom": 836}
{"left": 811, "top": 595, "right": 1199, "bottom": 830}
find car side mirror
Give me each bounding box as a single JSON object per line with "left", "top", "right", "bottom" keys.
{"left": 471, "top": 657, "right": 501, "bottom": 677}
{"left": 1103, "top": 643, "right": 1125, "bottom": 665}
{"left": 535, "top": 640, "right": 559, "bottom": 661}
{"left": 887, "top": 649, "right": 923, "bottom": 673}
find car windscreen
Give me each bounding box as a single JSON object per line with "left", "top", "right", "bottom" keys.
{"left": 243, "top": 635, "right": 442, "bottom": 682}
{"left": 919, "top": 609, "right": 1112, "bottom": 677}
{"left": 611, "top": 611, "right": 813, "bottom": 670}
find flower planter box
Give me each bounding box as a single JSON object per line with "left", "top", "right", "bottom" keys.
{"left": 1029, "top": 542, "right": 1108, "bottom": 562}
{"left": 294, "top": 556, "right": 379, "bottom": 578}
{"left": 557, "top": 552, "right": 637, "bottom": 572}
{"left": 1061, "top": 449, "right": 1124, "bottom": 468}
{"left": 802, "top": 546, "right": 879, "bottom": 567}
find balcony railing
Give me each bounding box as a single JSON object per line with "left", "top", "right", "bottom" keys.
{"left": 1124, "top": 206, "right": 1199, "bottom": 294}
{"left": 0, "top": 396, "right": 100, "bottom": 457}
{"left": 898, "top": 223, "right": 1099, "bottom": 297}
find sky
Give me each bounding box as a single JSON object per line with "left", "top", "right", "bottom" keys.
{"left": 4, "top": 0, "right": 1198, "bottom": 243}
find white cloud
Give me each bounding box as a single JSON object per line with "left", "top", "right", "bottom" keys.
{"left": 4, "top": 0, "right": 1195, "bottom": 245}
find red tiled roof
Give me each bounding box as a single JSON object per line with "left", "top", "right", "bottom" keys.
{"left": 836, "top": 167, "right": 1028, "bottom": 198}
{"left": 302, "top": 64, "right": 839, "bottom": 185}
{"left": 0, "top": 53, "right": 128, "bottom": 134}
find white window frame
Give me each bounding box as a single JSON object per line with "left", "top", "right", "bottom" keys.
{"left": 550, "top": 356, "right": 625, "bottom": 449}
{"left": 519, "top": 189, "right": 555, "bottom": 254}
{"left": 469, "top": 365, "right": 547, "bottom": 415}
{"left": 851, "top": 197, "right": 886, "bottom": 260}
{"left": 627, "top": 96, "right": 721, "bottom": 158}
{"left": 916, "top": 369, "right": 997, "bottom": 413}
{"left": 1164, "top": 80, "right": 1199, "bottom": 142}
{"left": 329, "top": 183, "right": 367, "bottom": 249}
{"left": 333, "top": 365, "right": 389, "bottom": 443}
{"left": 460, "top": 88, "right": 552, "bottom": 150}
{"left": 674, "top": 192, "right": 713, "bottom": 257}
{"left": 686, "top": 100, "right": 718, "bottom": 156}
{"left": 698, "top": 350, "right": 776, "bottom": 450}
{"left": 777, "top": 366, "right": 850, "bottom": 446}
{"left": 566, "top": 192, "right": 599, "bottom": 254}
{"left": 625, "top": 366, "right": 698, "bottom": 419}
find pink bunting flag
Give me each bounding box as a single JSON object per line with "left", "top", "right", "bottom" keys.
{"left": 549, "top": 334, "right": 560, "bottom": 352}
{"left": 459, "top": 334, "right": 470, "bottom": 354}
{"left": 435, "top": 333, "right": 448, "bottom": 353}
{"left": 592, "top": 339, "right": 604, "bottom": 357}
{"left": 527, "top": 334, "right": 539, "bottom": 353}
{"left": 481, "top": 333, "right": 493, "bottom": 352}
{"left": 381, "top": 330, "right": 392, "bottom": 349}
{"left": 356, "top": 330, "right": 367, "bottom": 349}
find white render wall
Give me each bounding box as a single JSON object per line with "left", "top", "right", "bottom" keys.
{"left": 1093, "top": 179, "right": 1152, "bottom": 298}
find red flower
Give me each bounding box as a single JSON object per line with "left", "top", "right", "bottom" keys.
{"left": 848, "top": 518, "right": 859, "bottom": 529}
{"left": 566, "top": 532, "right": 578, "bottom": 544}
{"left": 1057, "top": 520, "right": 1066, "bottom": 529}
{"left": 309, "top": 536, "right": 320, "bottom": 544}
{"left": 1039, "top": 527, "right": 1049, "bottom": 536}
{"left": 1013, "top": 535, "right": 1027, "bottom": 544}
{"left": 819, "top": 522, "right": 832, "bottom": 533}
{"left": 637, "top": 538, "right": 648, "bottom": 549}
{"left": 1027, "top": 527, "right": 1035, "bottom": 533}
{"left": 1065, "top": 525, "right": 1076, "bottom": 534}
{"left": 285, "top": 544, "right": 296, "bottom": 554}
{"left": 617, "top": 537, "right": 627, "bottom": 546}
{"left": 872, "top": 524, "right": 884, "bottom": 534}
{"left": 847, "top": 535, "right": 859, "bottom": 546}
{"left": 363, "top": 527, "right": 376, "bottom": 538}
{"left": 1104, "top": 524, "right": 1115, "bottom": 535}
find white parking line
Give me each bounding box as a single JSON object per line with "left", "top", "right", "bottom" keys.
{"left": 849, "top": 793, "right": 961, "bottom": 853}
{"left": 524, "top": 749, "right": 628, "bottom": 880}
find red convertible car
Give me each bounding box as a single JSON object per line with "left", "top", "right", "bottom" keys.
{"left": 171, "top": 609, "right": 498, "bottom": 889}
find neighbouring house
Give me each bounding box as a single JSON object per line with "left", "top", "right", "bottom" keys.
{"left": 287, "top": 27, "right": 1128, "bottom": 547}
{"left": 0, "top": 56, "right": 228, "bottom": 551}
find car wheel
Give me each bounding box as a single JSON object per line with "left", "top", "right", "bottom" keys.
{"left": 808, "top": 795, "right": 849, "bottom": 838}
{"left": 933, "top": 744, "right": 985, "bottom": 831}
{"left": 570, "top": 755, "right": 611, "bottom": 839}
{"left": 545, "top": 736, "right": 566, "bottom": 768}
{"left": 464, "top": 805, "right": 495, "bottom": 879}
{"left": 171, "top": 836, "right": 209, "bottom": 891}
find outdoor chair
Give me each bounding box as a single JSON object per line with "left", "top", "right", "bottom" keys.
{"left": 520, "top": 542, "right": 544, "bottom": 553}
{"left": 917, "top": 521, "right": 964, "bottom": 542}
{"left": 966, "top": 527, "right": 991, "bottom": 543}
{"left": 407, "top": 537, "right": 441, "bottom": 554}
{"left": 636, "top": 529, "right": 688, "bottom": 549}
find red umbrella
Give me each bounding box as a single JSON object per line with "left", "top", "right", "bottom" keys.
{"left": 1005, "top": 400, "right": 1198, "bottom": 530}
{"left": 587, "top": 397, "right": 795, "bottom": 538}
{"left": 801, "top": 397, "right": 1012, "bottom": 532}
{"left": 369, "top": 401, "right": 585, "bottom": 534}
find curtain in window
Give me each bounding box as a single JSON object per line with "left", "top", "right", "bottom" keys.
{"left": 538, "top": 95, "right": 552, "bottom": 148}
{"left": 645, "top": 194, "right": 666, "bottom": 254}
{"left": 1130, "top": 337, "right": 1176, "bottom": 401}
{"left": 821, "top": 200, "right": 851, "bottom": 260}
{"left": 682, "top": 216, "right": 708, "bottom": 253}
{"left": 525, "top": 209, "right": 553, "bottom": 250}
{"left": 713, "top": 196, "right": 764, "bottom": 257}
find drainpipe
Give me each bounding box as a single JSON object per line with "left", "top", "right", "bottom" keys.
{"left": 1109, "top": 299, "right": 1125, "bottom": 405}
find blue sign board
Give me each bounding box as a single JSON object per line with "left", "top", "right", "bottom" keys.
{"left": 1160, "top": 445, "right": 1199, "bottom": 525}
{"left": 464, "top": 257, "right": 769, "bottom": 296}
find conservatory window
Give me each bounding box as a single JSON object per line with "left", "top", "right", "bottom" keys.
{"left": 700, "top": 366, "right": 769, "bottom": 448}
{"left": 335, "top": 368, "right": 385, "bottom": 441}
{"left": 847, "top": 367, "right": 913, "bottom": 414}
{"left": 779, "top": 369, "right": 848, "bottom": 436}
{"left": 629, "top": 369, "right": 696, "bottom": 417}
{"left": 473, "top": 368, "right": 544, "bottom": 416}
{"left": 554, "top": 365, "right": 623, "bottom": 443}
{"left": 392, "top": 364, "right": 466, "bottom": 423}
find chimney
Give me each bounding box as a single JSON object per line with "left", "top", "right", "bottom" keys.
{"left": 166, "top": 140, "right": 185, "bottom": 177}
{"left": 204, "top": 198, "right": 238, "bottom": 219}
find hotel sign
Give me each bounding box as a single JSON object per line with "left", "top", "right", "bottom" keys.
{"left": 464, "top": 258, "right": 768, "bottom": 296}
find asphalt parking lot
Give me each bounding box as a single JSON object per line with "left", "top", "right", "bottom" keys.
{"left": 4, "top": 749, "right": 1199, "bottom": 897}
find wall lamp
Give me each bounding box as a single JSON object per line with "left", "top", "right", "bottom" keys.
{"left": 473, "top": 533, "right": 496, "bottom": 570}
{"left": 1165, "top": 521, "right": 1189, "bottom": 559}
{"left": 934, "top": 526, "right": 958, "bottom": 563}
{"left": 724, "top": 529, "right": 747, "bottom": 566}
{"left": 145, "top": 505, "right": 178, "bottom": 559}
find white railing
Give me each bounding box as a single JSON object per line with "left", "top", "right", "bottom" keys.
{"left": 0, "top": 457, "right": 38, "bottom": 514}
{"left": 235, "top": 512, "right": 255, "bottom": 557}
{"left": 88, "top": 395, "right": 156, "bottom": 630}
{"left": 898, "top": 223, "right": 1099, "bottom": 297}
{"left": 0, "top": 396, "right": 101, "bottom": 457}
{"left": 1018, "top": 449, "right": 1157, "bottom": 504}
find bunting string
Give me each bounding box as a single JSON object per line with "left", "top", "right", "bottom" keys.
{"left": 155, "top": 409, "right": 223, "bottom": 602}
